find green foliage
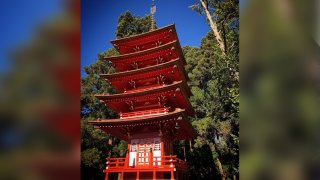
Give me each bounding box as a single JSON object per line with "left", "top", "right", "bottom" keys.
{"left": 81, "top": 48, "right": 119, "bottom": 119}
{"left": 81, "top": 120, "right": 111, "bottom": 180}
{"left": 116, "top": 11, "right": 155, "bottom": 39}
{"left": 82, "top": 148, "right": 103, "bottom": 168}
{"left": 184, "top": 29, "right": 239, "bottom": 179}
{"left": 112, "top": 140, "right": 128, "bottom": 157}
{"left": 189, "top": 4, "right": 204, "bottom": 15}
{"left": 186, "top": 1, "right": 239, "bottom": 178}
{"left": 190, "top": 0, "right": 239, "bottom": 31}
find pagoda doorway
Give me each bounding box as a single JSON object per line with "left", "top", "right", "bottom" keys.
{"left": 129, "top": 138, "right": 162, "bottom": 167}
{"left": 137, "top": 142, "right": 152, "bottom": 166}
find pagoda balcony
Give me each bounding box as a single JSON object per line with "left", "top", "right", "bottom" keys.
{"left": 120, "top": 108, "right": 169, "bottom": 119}
{"left": 105, "top": 155, "right": 187, "bottom": 171}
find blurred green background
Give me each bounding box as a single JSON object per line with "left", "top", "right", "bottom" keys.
{"left": 0, "top": 0, "right": 80, "bottom": 179}
{"left": 241, "top": 0, "right": 320, "bottom": 179}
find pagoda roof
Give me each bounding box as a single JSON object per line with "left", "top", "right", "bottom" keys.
{"left": 104, "top": 40, "right": 186, "bottom": 72}
{"left": 96, "top": 81, "right": 194, "bottom": 115}
{"left": 100, "top": 58, "right": 190, "bottom": 93}
{"left": 111, "top": 24, "right": 178, "bottom": 54}
{"left": 88, "top": 108, "right": 196, "bottom": 141}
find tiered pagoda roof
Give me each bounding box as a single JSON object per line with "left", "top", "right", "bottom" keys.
{"left": 111, "top": 24, "right": 179, "bottom": 54}
{"left": 96, "top": 81, "right": 194, "bottom": 115}
{"left": 89, "top": 108, "right": 195, "bottom": 141}
{"left": 89, "top": 25, "right": 196, "bottom": 143}
{"left": 100, "top": 58, "right": 189, "bottom": 93}
{"left": 89, "top": 23, "right": 196, "bottom": 145}
{"left": 105, "top": 40, "right": 186, "bottom": 72}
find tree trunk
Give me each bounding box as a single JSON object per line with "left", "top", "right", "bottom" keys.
{"left": 216, "top": 157, "right": 226, "bottom": 180}
{"left": 199, "top": 0, "right": 226, "bottom": 55}
{"left": 209, "top": 143, "right": 226, "bottom": 180}
{"left": 233, "top": 174, "right": 237, "bottom": 180}
{"left": 199, "top": 0, "right": 240, "bottom": 83}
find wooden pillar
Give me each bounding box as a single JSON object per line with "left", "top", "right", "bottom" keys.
{"left": 105, "top": 173, "right": 109, "bottom": 180}
{"left": 171, "top": 170, "right": 175, "bottom": 180}
{"left": 160, "top": 140, "right": 164, "bottom": 156}
{"left": 125, "top": 153, "right": 129, "bottom": 168}
{"left": 149, "top": 151, "right": 153, "bottom": 167}
{"left": 137, "top": 171, "right": 140, "bottom": 180}
{"left": 120, "top": 171, "right": 124, "bottom": 180}
{"left": 153, "top": 171, "right": 156, "bottom": 180}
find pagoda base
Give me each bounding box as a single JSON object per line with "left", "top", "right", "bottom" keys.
{"left": 104, "top": 155, "right": 188, "bottom": 180}
{"left": 104, "top": 168, "right": 188, "bottom": 180}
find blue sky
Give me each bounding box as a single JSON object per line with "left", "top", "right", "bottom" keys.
{"left": 0, "top": 0, "right": 63, "bottom": 74}
{"left": 81, "top": 0, "right": 211, "bottom": 76}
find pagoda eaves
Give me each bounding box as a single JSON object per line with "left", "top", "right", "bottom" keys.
{"left": 105, "top": 40, "right": 186, "bottom": 72}
{"left": 111, "top": 24, "right": 179, "bottom": 54}
{"left": 96, "top": 81, "right": 194, "bottom": 115}
{"left": 89, "top": 109, "right": 196, "bottom": 141}
{"left": 100, "top": 58, "right": 190, "bottom": 93}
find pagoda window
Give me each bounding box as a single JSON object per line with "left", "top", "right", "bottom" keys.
{"left": 153, "top": 138, "right": 162, "bottom": 166}
{"left": 129, "top": 140, "right": 139, "bottom": 167}
{"left": 131, "top": 143, "right": 137, "bottom": 152}
{"left": 154, "top": 141, "right": 160, "bottom": 151}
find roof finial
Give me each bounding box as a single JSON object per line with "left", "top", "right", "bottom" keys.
{"left": 150, "top": 0, "right": 156, "bottom": 31}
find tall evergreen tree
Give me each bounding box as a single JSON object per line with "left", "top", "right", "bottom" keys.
{"left": 188, "top": 0, "right": 239, "bottom": 179}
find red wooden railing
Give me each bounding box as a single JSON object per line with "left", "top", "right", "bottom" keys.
{"left": 105, "top": 155, "right": 187, "bottom": 170}
{"left": 120, "top": 108, "right": 169, "bottom": 119}
{"left": 105, "top": 158, "right": 126, "bottom": 169}
{"left": 125, "top": 84, "right": 162, "bottom": 94}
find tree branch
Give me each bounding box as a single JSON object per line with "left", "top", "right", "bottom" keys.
{"left": 199, "top": 0, "right": 226, "bottom": 56}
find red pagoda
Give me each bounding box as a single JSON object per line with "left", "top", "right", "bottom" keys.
{"left": 89, "top": 3, "right": 196, "bottom": 179}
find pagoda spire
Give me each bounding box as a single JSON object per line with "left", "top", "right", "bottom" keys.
{"left": 150, "top": 0, "right": 156, "bottom": 31}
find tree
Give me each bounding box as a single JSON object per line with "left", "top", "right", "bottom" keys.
{"left": 191, "top": 0, "right": 239, "bottom": 55}
{"left": 191, "top": 0, "right": 239, "bottom": 83}
{"left": 187, "top": 1, "right": 239, "bottom": 179}
{"left": 116, "top": 11, "right": 155, "bottom": 39}
{"left": 183, "top": 31, "right": 238, "bottom": 180}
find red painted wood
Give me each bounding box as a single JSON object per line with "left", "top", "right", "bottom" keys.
{"left": 105, "top": 40, "right": 185, "bottom": 72}
{"left": 89, "top": 24, "right": 195, "bottom": 180}
{"left": 111, "top": 24, "right": 178, "bottom": 55}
